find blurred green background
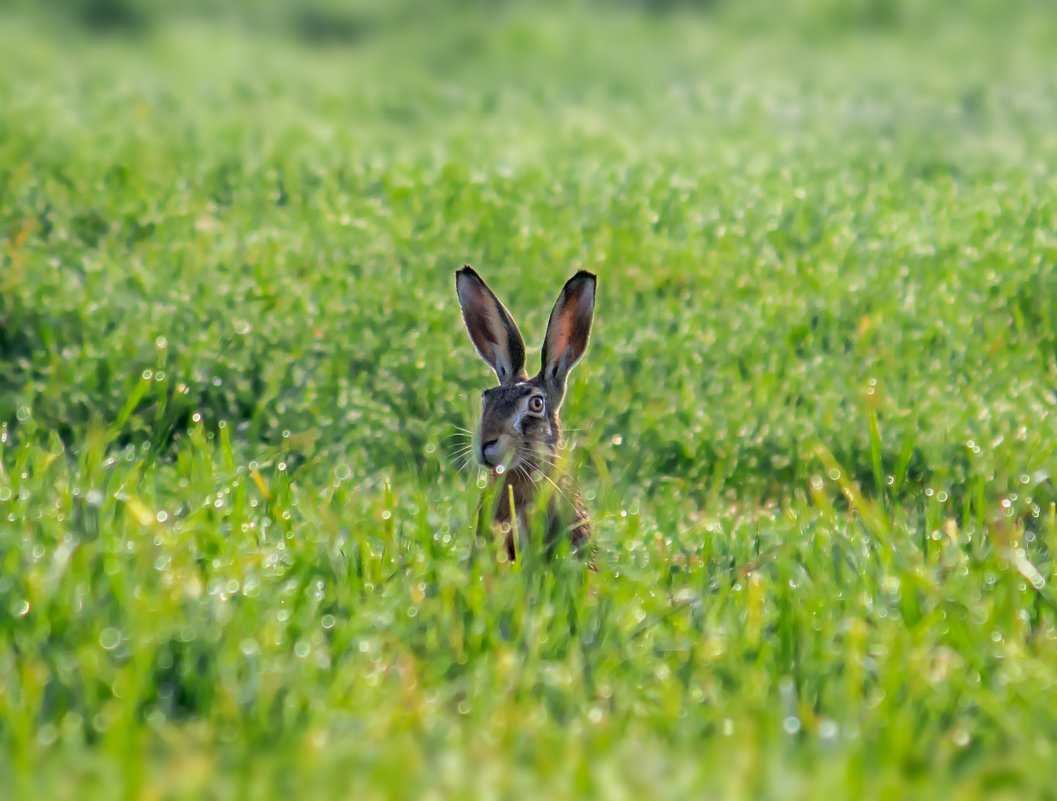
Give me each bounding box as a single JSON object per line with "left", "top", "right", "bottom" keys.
{"left": 2, "top": 1, "right": 1057, "bottom": 799}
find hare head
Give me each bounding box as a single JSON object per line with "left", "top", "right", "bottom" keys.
{"left": 455, "top": 265, "right": 596, "bottom": 560}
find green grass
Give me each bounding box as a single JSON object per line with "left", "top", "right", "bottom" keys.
{"left": 3, "top": 2, "right": 1057, "bottom": 798}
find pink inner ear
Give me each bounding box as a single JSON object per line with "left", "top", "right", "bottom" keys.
{"left": 553, "top": 285, "right": 590, "bottom": 359}
{"left": 460, "top": 281, "right": 498, "bottom": 345}
{"left": 554, "top": 302, "right": 578, "bottom": 353}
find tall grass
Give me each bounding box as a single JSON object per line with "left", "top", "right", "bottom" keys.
{"left": 2, "top": 3, "right": 1057, "bottom": 798}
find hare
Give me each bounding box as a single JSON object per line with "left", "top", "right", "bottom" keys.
{"left": 455, "top": 266, "right": 596, "bottom": 563}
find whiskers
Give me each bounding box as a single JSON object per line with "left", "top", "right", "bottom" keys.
{"left": 514, "top": 449, "right": 570, "bottom": 505}
{"left": 442, "top": 424, "right": 479, "bottom": 474}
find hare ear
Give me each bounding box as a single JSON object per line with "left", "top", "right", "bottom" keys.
{"left": 455, "top": 266, "right": 527, "bottom": 384}
{"left": 540, "top": 270, "right": 596, "bottom": 405}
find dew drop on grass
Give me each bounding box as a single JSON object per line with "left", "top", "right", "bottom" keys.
{"left": 783, "top": 716, "right": 802, "bottom": 735}
{"left": 154, "top": 336, "right": 167, "bottom": 349}
{"left": 16, "top": 406, "right": 30, "bottom": 421}
{"left": 818, "top": 720, "right": 838, "bottom": 740}
{"left": 12, "top": 599, "right": 30, "bottom": 617}
{"left": 99, "top": 628, "right": 121, "bottom": 650}
{"left": 495, "top": 464, "right": 505, "bottom": 475}
{"left": 0, "top": 487, "right": 10, "bottom": 502}
{"left": 240, "top": 638, "right": 259, "bottom": 656}
{"left": 321, "top": 614, "right": 336, "bottom": 630}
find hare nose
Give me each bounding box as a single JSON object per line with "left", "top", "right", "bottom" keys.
{"left": 481, "top": 438, "right": 501, "bottom": 466}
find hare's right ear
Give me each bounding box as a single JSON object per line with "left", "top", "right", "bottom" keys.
{"left": 455, "top": 266, "right": 527, "bottom": 384}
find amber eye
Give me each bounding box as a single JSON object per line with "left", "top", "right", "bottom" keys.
{"left": 529, "top": 395, "right": 545, "bottom": 413}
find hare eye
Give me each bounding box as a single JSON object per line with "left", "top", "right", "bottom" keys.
{"left": 529, "top": 395, "right": 545, "bottom": 413}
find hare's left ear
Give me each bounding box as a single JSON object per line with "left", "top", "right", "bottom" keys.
{"left": 456, "top": 266, "right": 527, "bottom": 384}
{"left": 540, "top": 270, "right": 596, "bottom": 406}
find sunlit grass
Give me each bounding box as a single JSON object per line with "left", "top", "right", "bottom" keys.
{"left": 2, "top": 3, "right": 1057, "bottom": 799}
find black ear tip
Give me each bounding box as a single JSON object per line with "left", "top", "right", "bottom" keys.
{"left": 456, "top": 265, "right": 480, "bottom": 280}
{"left": 572, "top": 269, "right": 597, "bottom": 283}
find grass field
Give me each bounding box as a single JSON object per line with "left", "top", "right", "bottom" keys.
{"left": 3, "top": 1, "right": 1057, "bottom": 798}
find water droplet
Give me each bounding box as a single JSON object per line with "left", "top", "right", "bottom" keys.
{"left": 321, "top": 614, "right": 336, "bottom": 630}
{"left": 156, "top": 511, "right": 168, "bottom": 523}
{"left": 13, "top": 599, "right": 30, "bottom": 617}
{"left": 37, "top": 723, "right": 59, "bottom": 746}
{"left": 381, "top": 510, "right": 392, "bottom": 520}
{"left": 141, "top": 369, "right": 153, "bottom": 381}
{"left": 278, "top": 462, "right": 287, "bottom": 472}
{"left": 234, "top": 319, "right": 252, "bottom": 335}
{"left": 495, "top": 464, "right": 506, "bottom": 475}
{"left": 86, "top": 490, "right": 103, "bottom": 507}
{"left": 155, "top": 336, "right": 167, "bottom": 349}
{"left": 783, "top": 716, "right": 802, "bottom": 735}
{"left": 16, "top": 406, "right": 30, "bottom": 422}
{"left": 99, "top": 628, "right": 121, "bottom": 650}
{"left": 612, "top": 435, "right": 623, "bottom": 445}
{"left": 240, "top": 638, "right": 259, "bottom": 656}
